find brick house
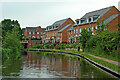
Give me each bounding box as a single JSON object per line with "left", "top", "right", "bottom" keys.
{"left": 42, "top": 18, "right": 75, "bottom": 43}
{"left": 22, "top": 26, "right": 46, "bottom": 40}
{"left": 68, "top": 6, "right": 120, "bottom": 43}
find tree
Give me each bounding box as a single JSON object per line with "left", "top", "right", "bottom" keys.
{"left": 1, "top": 19, "right": 22, "bottom": 40}
{"left": 1, "top": 19, "right": 23, "bottom": 59}
{"left": 95, "top": 19, "right": 109, "bottom": 34}
{"left": 2, "top": 28, "right": 23, "bottom": 59}
{"left": 79, "top": 28, "right": 92, "bottom": 51}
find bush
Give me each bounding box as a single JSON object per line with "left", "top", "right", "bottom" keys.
{"left": 86, "top": 31, "right": 119, "bottom": 55}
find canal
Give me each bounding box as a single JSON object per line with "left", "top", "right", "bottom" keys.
{"left": 2, "top": 51, "right": 115, "bottom": 78}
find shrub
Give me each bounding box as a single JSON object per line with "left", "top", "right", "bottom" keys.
{"left": 86, "top": 31, "right": 119, "bottom": 55}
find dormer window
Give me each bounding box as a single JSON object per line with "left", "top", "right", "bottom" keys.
{"left": 53, "top": 26, "right": 54, "bottom": 29}
{"left": 81, "top": 19, "right": 85, "bottom": 23}
{"left": 76, "top": 21, "right": 79, "bottom": 24}
{"left": 46, "top": 27, "right": 49, "bottom": 30}
{"left": 89, "top": 18, "right": 92, "bottom": 22}
{"left": 49, "top": 27, "right": 52, "bottom": 30}
{"left": 56, "top": 26, "right": 58, "bottom": 28}
{"left": 93, "top": 16, "right": 99, "bottom": 21}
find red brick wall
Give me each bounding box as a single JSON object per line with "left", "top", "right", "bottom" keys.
{"left": 62, "top": 24, "right": 73, "bottom": 42}
{"left": 24, "top": 26, "right": 44, "bottom": 39}
{"left": 107, "top": 15, "right": 120, "bottom": 31}
{"left": 99, "top": 6, "right": 120, "bottom": 22}
{"left": 27, "top": 38, "right": 41, "bottom": 48}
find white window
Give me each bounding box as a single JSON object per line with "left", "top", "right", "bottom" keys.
{"left": 92, "top": 27, "right": 94, "bottom": 31}
{"left": 41, "top": 32, "right": 42, "bottom": 34}
{"left": 33, "top": 36, "right": 35, "bottom": 38}
{"left": 76, "top": 29, "right": 78, "bottom": 33}
{"left": 37, "top": 36, "right": 39, "bottom": 38}
{"left": 55, "top": 33, "right": 56, "bottom": 35}
{"left": 29, "top": 32, "right": 31, "bottom": 34}
{"left": 74, "top": 29, "right": 75, "bottom": 33}
{"left": 80, "top": 28, "right": 81, "bottom": 33}
{"left": 37, "top": 32, "right": 39, "bottom": 34}
{"left": 33, "top": 32, "right": 35, "bottom": 34}
{"left": 92, "top": 32, "right": 94, "bottom": 35}
{"left": 95, "top": 26, "right": 97, "bottom": 29}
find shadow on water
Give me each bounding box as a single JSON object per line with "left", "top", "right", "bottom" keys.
{"left": 2, "top": 51, "right": 116, "bottom": 78}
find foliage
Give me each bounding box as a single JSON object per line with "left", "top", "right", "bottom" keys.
{"left": 86, "top": 31, "right": 119, "bottom": 55}
{"left": 2, "top": 30, "right": 23, "bottom": 59}
{"left": 56, "top": 44, "right": 65, "bottom": 49}
{"left": 79, "top": 28, "right": 92, "bottom": 51}
{"left": 1, "top": 19, "right": 22, "bottom": 40}
{"left": 1, "top": 19, "right": 23, "bottom": 60}
{"left": 32, "top": 43, "right": 54, "bottom": 49}
{"left": 95, "top": 19, "right": 109, "bottom": 34}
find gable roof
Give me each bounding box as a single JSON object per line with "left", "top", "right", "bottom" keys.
{"left": 46, "top": 18, "right": 69, "bottom": 30}
{"left": 42, "top": 28, "right": 46, "bottom": 31}
{"left": 26, "top": 27, "right": 38, "bottom": 32}
{"left": 103, "top": 14, "right": 120, "bottom": 25}
{"left": 58, "top": 24, "right": 72, "bottom": 33}
{"left": 74, "top": 6, "right": 114, "bottom": 26}
{"left": 81, "top": 6, "right": 113, "bottom": 19}
{"left": 68, "top": 26, "right": 73, "bottom": 32}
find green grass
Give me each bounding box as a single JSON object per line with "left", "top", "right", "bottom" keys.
{"left": 81, "top": 53, "right": 120, "bottom": 72}
{"left": 27, "top": 48, "right": 120, "bottom": 72}
{"left": 84, "top": 50, "right": 119, "bottom": 61}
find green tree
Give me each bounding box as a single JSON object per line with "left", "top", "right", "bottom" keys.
{"left": 95, "top": 19, "right": 109, "bottom": 34}
{"left": 1, "top": 19, "right": 22, "bottom": 40}
{"left": 79, "top": 28, "right": 92, "bottom": 51}
{"left": 2, "top": 29, "right": 23, "bottom": 59}
{"left": 1, "top": 19, "right": 23, "bottom": 60}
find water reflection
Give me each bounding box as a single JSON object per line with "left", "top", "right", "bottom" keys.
{"left": 2, "top": 51, "right": 115, "bottom": 78}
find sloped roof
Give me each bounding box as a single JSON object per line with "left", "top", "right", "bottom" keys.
{"left": 42, "top": 28, "right": 46, "bottom": 31}
{"left": 26, "top": 27, "right": 38, "bottom": 32}
{"left": 103, "top": 14, "right": 120, "bottom": 25}
{"left": 46, "top": 18, "right": 69, "bottom": 29}
{"left": 68, "top": 26, "right": 73, "bottom": 32}
{"left": 74, "top": 6, "right": 114, "bottom": 26}
{"left": 81, "top": 6, "right": 113, "bottom": 19}
{"left": 58, "top": 24, "right": 72, "bottom": 33}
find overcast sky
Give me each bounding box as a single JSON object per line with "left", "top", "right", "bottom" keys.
{"left": 0, "top": 0, "right": 119, "bottom": 28}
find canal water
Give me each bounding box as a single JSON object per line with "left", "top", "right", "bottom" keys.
{"left": 2, "top": 51, "right": 115, "bottom": 78}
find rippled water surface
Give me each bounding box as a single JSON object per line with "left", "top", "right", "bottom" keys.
{"left": 2, "top": 51, "right": 115, "bottom": 78}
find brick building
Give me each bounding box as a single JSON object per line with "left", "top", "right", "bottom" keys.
{"left": 22, "top": 26, "right": 46, "bottom": 40}
{"left": 68, "top": 6, "right": 120, "bottom": 43}
{"left": 42, "top": 18, "right": 75, "bottom": 43}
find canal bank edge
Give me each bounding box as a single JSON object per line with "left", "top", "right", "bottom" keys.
{"left": 28, "top": 49, "right": 120, "bottom": 79}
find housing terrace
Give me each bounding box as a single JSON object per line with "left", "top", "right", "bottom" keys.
{"left": 74, "top": 6, "right": 113, "bottom": 26}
